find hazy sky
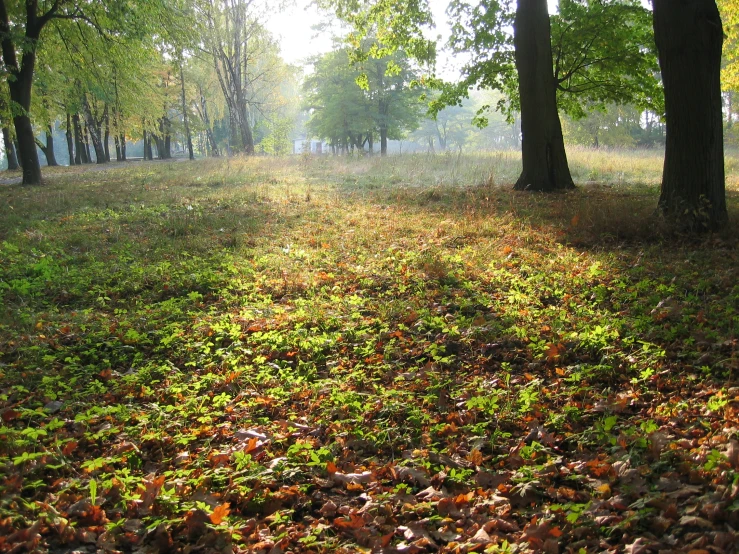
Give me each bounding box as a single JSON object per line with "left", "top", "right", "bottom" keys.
{"left": 263, "top": 1, "right": 336, "bottom": 67}
{"left": 264, "top": 0, "right": 457, "bottom": 75}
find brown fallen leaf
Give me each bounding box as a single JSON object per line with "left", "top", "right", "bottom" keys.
{"left": 483, "top": 518, "right": 519, "bottom": 533}
{"left": 333, "top": 513, "right": 365, "bottom": 530}
{"left": 397, "top": 466, "right": 431, "bottom": 487}
{"left": 437, "top": 497, "right": 464, "bottom": 518}
{"left": 399, "top": 522, "right": 437, "bottom": 547}
{"left": 320, "top": 500, "right": 338, "bottom": 517}
{"left": 678, "top": 515, "right": 713, "bottom": 529}
{"left": 332, "top": 471, "right": 372, "bottom": 485}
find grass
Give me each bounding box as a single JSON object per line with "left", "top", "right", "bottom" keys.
{"left": 0, "top": 150, "right": 738, "bottom": 553}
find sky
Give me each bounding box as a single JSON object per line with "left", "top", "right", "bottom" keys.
{"left": 263, "top": 0, "right": 459, "bottom": 76}
{"left": 263, "top": 0, "right": 337, "bottom": 67}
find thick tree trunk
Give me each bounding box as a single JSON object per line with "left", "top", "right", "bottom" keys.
{"left": 65, "top": 113, "right": 75, "bottom": 165}
{"left": 513, "top": 0, "right": 574, "bottom": 192}
{"left": 14, "top": 114, "right": 41, "bottom": 182}
{"left": 653, "top": 0, "right": 726, "bottom": 230}
{"left": 0, "top": 1, "right": 45, "bottom": 183}
{"left": 152, "top": 133, "right": 164, "bottom": 159}
{"left": 237, "top": 105, "right": 254, "bottom": 154}
{"left": 4, "top": 61, "right": 41, "bottom": 182}
{"left": 2, "top": 126, "right": 19, "bottom": 170}
{"left": 43, "top": 127, "right": 58, "bottom": 166}
{"left": 120, "top": 133, "right": 126, "bottom": 160}
{"left": 380, "top": 127, "right": 388, "bottom": 156}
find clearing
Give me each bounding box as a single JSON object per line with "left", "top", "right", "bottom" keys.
{"left": 1, "top": 151, "right": 738, "bottom": 553}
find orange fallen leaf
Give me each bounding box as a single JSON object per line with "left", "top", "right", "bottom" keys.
{"left": 210, "top": 503, "right": 230, "bottom": 525}
{"left": 333, "top": 513, "right": 364, "bottom": 530}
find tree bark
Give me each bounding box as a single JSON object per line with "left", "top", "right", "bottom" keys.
{"left": 73, "top": 114, "right": 84, "bottom": 164}
{"left": 197, "top": 85, "right": 219, "bottom": 157}
{"left": 65, "top": 113, "right": 75, "bottom": 165}
{"left": 180, "top": 60, "right": 194, "bottom": 160}
{"left": 653, "top": 0, "right": 726, "bottom": 230}
{"left": 83, "top": 123, "right": 92, "bottom": 163}
{"left": 2, "top": 126, "right": 19, "bottom": 170}
{"left": 82, "top": 97, "right": 107, "bottom": 164}
{"left": 103, "top": 105, "right": 111, "bottom": 162}
{"left": 0, "top": 0, "right": 50, "bottom": 183}
{"left": 513, "top": 0, "right": 574, "bottom": 192}
{"left": 40, "top": 127, "right": 58, "bottom": 166}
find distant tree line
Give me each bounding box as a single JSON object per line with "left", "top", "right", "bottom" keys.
{"left": 0, "top": 0, "right": 300, "bottom": 183}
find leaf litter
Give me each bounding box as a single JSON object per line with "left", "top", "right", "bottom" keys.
{"left": 0, "top": 155, "right": 738, "bottom": 553}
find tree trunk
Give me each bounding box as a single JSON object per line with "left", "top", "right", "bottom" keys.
{"left": 513, "top": 0, "right": 574, "bottom": 192}
{"left": 3, "top": 62, "right": 40, "bottom": 182}
{"left": 73, "top": 114, "right": 84, "bottom": 164}
{"left": 198, "top": 86, "right": 219, "bottom": 157}
{"left": 103, "top": 105, "right": 111, "bottom": 162}
{"left": 82, "top": 97, "right": 107, "bottom": 164}
{"left": 237, "top": 105, "right": 254, "bottom": 154}
{"left": 380, "top": 127, "right": 388, "bottom": 156}
{"left": 158, "top": 117, "right": 172, "bottom": 159}
{"left": 120, "top": 133, "right": 126, "bottom": 160}
{"left": 152, "top": 133, "right": 164, "bottom": 159}
{"left": 65, "top": 113, "right": 75, "bottom": 165}
{"left": 43, "top": 127, "right": 58, "bottom": 166}
{"left": 653, "top": 0, "right": 726, "bottom": 230}
{"left": 83, "top": 123, "right": 92, "bottom": 163}
{"left": 180, "top": 60, "right": 194, "bottom": 160}
{"left": 2, "top": 126, "right": 19, "bottom": 170}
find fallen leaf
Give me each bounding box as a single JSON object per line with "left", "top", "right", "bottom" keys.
{"left": 333, "top": 513, "right": 365, "bottom": 530}
{"left": 210, "top": 502, "right": 230, "bottom": 524}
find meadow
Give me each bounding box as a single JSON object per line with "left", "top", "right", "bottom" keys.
{"left": 0, "top": 149, "right": 738, "bottom": 553}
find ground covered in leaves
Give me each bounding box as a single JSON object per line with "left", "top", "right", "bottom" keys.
{"left": 1, "top": 152, "right": 738, "bottom": 553}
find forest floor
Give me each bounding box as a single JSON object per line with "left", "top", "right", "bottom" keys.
{"left": 1, "top": 151, "right": 738, "bottom": 554}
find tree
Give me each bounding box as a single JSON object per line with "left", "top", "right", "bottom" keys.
{"left": 513, "top": 0, "right": 573, "bottom": 190}
{"left": 304, "top": 49, "right": 376, "bottom": 153}
{"left": 198, "top": 0, "right": 274, "bottom": 154}
{"left": 304, "top": 46, "right": 422, "bottom": 154}
{"left": 322, "top": 0, "right": 659, "bottom": 190}
{"left": 362, "top": 47, "right": 424, "bottom": 155}
{"left": 412, "top": 102, "right": 475, "bottom": 153}
{"left": 653, "top": 0, "right": 727, "bottom": 230}
{"left": 0, "top": 0, "right": 79, "bottom": 183}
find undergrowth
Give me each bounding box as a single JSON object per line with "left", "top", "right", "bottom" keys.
{"left": 0, "top": 151, "right": 737, "bottom": 553}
